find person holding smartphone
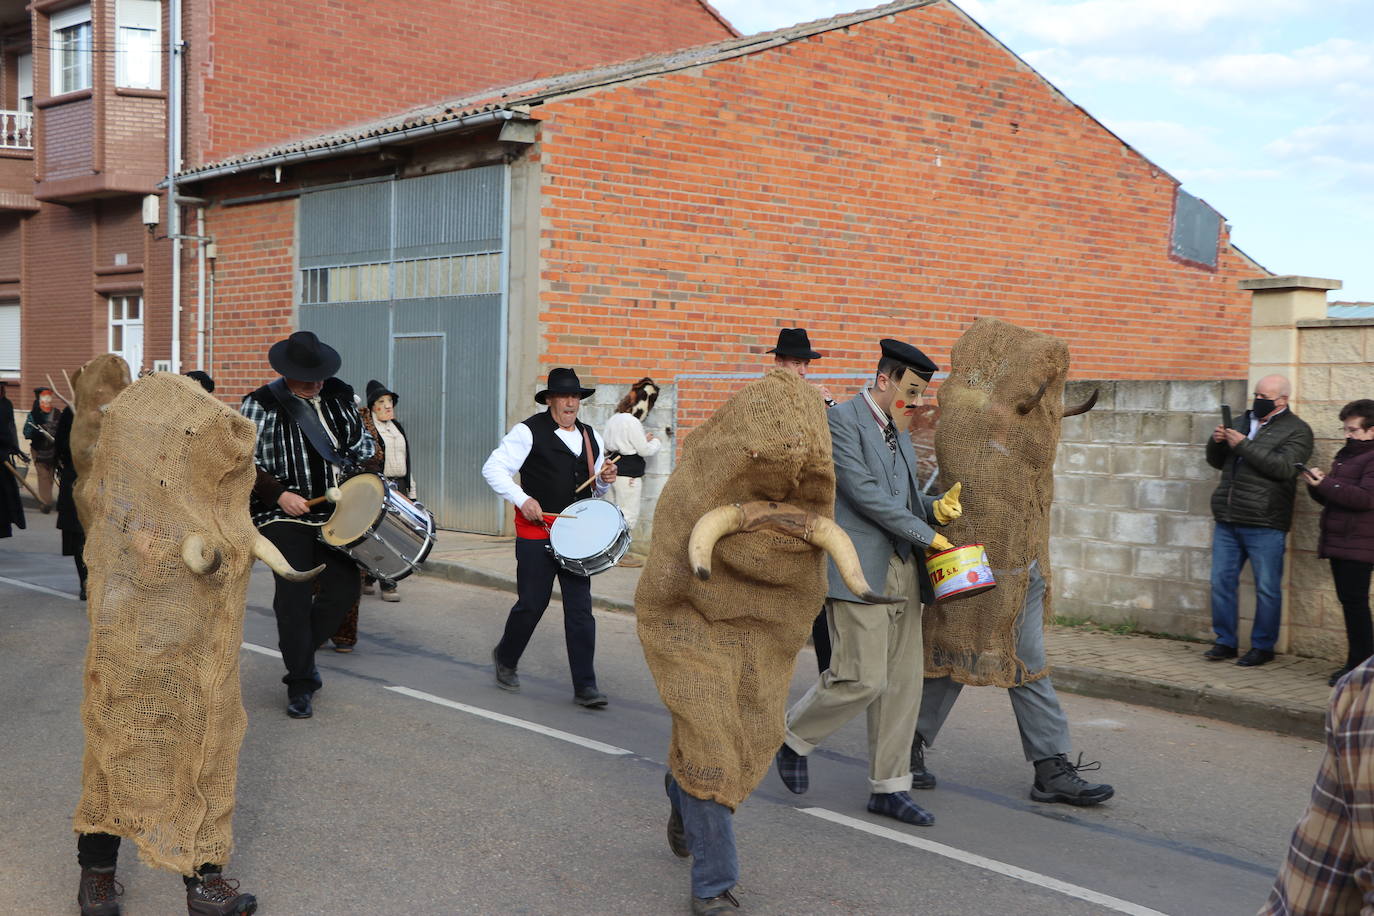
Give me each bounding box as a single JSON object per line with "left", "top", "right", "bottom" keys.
{"left": 1203, "top": 375, "right": 1313, "bottom": 667}
{"left": 1303, "top": 399, "right": 1374, "bottom": 685}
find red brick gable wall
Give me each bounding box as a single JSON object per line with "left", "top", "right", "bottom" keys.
{"left": 531, "top": 3, "right": 1255, "bottom": 426}
{"left": 193, "top": 0, "right": 734, "bottom": 166}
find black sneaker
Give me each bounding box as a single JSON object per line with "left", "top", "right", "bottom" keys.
{"left": 1031, "top": 753, "right": 1114, "bottom": 806}
{"left": 911, "top": 733, "right": 936, "bottom": 790}
{"left": 78, "top": 866, "right": 122, "bottom": 916}
{"left": 1202, "top": 643, "right": 1237, "bottom": 661}
{"left": 186, "top": 871, "right": 257, "bottom": 915}
{"left": 574, "top": 687, "right": 608, "bottom": 709}
{"left": 691, "top": 889, "right": 740, "bottom": 914}
{"left": 493, "top": 648, "right": 520, "bottom": 691}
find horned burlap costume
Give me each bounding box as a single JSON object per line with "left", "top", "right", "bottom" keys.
{"left": 74, "top": 373, "right": 259, "bottom": 874}
{"left": 926, "top": 318, "right": 1070, "bottom": 688}
{"left": 637, "top": 370, "right": 835, "bottom": 810}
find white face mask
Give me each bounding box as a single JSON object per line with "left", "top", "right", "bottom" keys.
{"left": 888, "top": 375, "right": 929, "bottom": 433}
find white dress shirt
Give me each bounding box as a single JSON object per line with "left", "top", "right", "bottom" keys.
{"left": 482, "top": 419, "right": 611, "bottom": 507}
{"left": 603, "top": 412, "right": 662, "bottom": 459}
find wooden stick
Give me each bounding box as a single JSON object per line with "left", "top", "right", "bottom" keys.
{"left": 45, "top": 373, "right": 72, "bottom": 408}
{"left": 306, "top": 486, "right": 344, "bottom": 508}
{"left": 573, "top": 454, "right": 621, "bottom": 494}
{"left": 542, "top": 513, "right": 578, "bottom": 520}
{"left": 60, "top": 368, "right": 79, "bottom": 410}
{"left": 4, "top": 460, "right": 48, "bottom": 507}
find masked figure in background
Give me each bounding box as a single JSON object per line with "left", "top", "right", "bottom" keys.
{"left": 73, "top": 372, "right": 319, "bottom": 916}
{"left": 777, "top": 339, "right": 959, "bottom": 828}
{"left": 915, "top": 318, "right": 1113, "bottom": 807}
{"left": 0, "top": 380, "right": 26, "bottom": 537}
{"left": 637, "top": 369, "right": 885, "bottom": 915}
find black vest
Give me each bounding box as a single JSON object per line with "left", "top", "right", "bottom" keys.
{"left": 520, "top": 411, "right": 600, "bottom": 513}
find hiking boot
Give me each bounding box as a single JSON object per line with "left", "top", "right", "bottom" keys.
{"left": 492, "top": 648, "right": 519, "bottom": 691}
{"left": 775, "top": 743, "right": 808, "bottom": 794}
{"left": 186, "top": 871, "right": 258, "bottom": 915}
{"left": 868, "top": 791, "right": 935, "bottom": 826}
{"left": 910, "top": 733, "right": 936, "bottom": 790}
{"left": 690, "top": 889, "right": 740, "bottom": 914}
{"left": 1030, "top": 753, "right": 1114, "bottom": 806}
{"left": 665, "top": 772, "right": 689, "bottom": 858}
{"left": 78, "top": 866, "right": 122, "bottom": 916}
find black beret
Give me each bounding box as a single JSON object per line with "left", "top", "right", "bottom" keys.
{"left": 880, "top": 338, "right": 938, "bottom": 381}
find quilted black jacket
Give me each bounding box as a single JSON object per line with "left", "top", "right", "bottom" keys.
{"left": 1206, "top": 409, "right": 1314, "bottom": 532}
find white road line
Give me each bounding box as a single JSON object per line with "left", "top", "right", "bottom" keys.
{"left": 241, "top": 642, "right": 283, "bottom": 659}
{"left": 386, "top": 685, "right": 633, "bottom": 757}
{"left": 0, "top": 575, "right": 80, "bottom": 601}
{"left": 799, "top": 807, "right": 1169, "bottom": 916}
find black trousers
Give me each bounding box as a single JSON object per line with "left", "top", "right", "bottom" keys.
{"left": 1331, "top": 557, "right": 1374, "bottom": 668}
{"left": 261, "top": 521, "right": 361, "bottom": 696}
{"left": 811, "top": 608, "right": 832, "bottom": 674}
{"left": 76, "top": 833, "right": 212, "bottom": 885}
{"left": 494, "top": 537, "right": 597, "bottom": 691}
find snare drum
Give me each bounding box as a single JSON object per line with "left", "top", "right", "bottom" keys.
{"left": 548, "top": 498, "right": 631, "bottom": 576}
{"left": 321, "top": 473, "right": 436, "bottom": 581}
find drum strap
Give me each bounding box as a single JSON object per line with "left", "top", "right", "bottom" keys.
{"left": 581, "top": 427, "right": 596, "bottom": 487}
{"left": 268, "top": 378, "right": 351, "bottom": 471}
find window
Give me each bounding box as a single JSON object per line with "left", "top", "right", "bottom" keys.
{"left": 51, "top": 5, "right": 92, "bottom": 95}
{"left": 1171, "top": 187, "right": 1221, "bottom": 269}
{"left": 108, "top": 295, "right": 144, "bottom": 373}
{"left": 0, "top": 301, "right": 19, "bottom": 377}
{"left": 116, "top": 0, "right": 161, "bottom": 90}
{"left": 16, "top": 53, "right": 32, "bottom": 112}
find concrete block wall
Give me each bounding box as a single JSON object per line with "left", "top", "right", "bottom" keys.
{"left": 1051, "top": 378, "right": 1249, "bottom": 638}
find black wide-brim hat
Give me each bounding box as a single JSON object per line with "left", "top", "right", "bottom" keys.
{"left": 767, "top": 327, "right": 822, "bottom": 360}
{"left": 535, "top": 367, "right": 596, "bottom": 404}
{"left": 366, "top": 379, "right": 399, "bottom": 408}
{"left": 269, "top": 331, "right": 341, "bottom": 382}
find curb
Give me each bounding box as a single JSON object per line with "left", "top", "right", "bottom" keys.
{"left": 421, "top": 556, "right": 1327, "bottom": 740}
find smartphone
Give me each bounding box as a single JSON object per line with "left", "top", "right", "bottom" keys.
{"left": 1221, "top": 405, "right": 1233, "bottom": 430}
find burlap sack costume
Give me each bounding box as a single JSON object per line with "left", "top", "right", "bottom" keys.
{"left": 69, "top": 354, "right": 133, "bottom": 529}
{"left": 636, "top": 370, "right": 835, "bottom": 810}
{"left": 74, "top": 373, "right": 259, "bottom": 874}
{"left": 926, "top": 318, "right": 1076, "bottom": 688}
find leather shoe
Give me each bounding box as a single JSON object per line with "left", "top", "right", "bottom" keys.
{"left": 1236, "top": 648, "right": 1275, "bottom": 667}
{"left": 1202, "top": 643, "right": 1237, "bottom": 661}
{"left": 492, "top": 648, "right": 520, "bottom": 691}
{"left": 691, "top": 890, "right": 740, "bottom": 914}
{"left": 574, "top": 687, "right": 608, "bottom": 709}
{"left": 286, "top": 692, "right": 313, "bottom": 719}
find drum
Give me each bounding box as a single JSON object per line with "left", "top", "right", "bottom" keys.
{"left": 320, "top": 473, "right": 436, "bottom": 582}
{"left": 548, "top": 498, "right": 631, "bottom": 576}
{"left": 926, "top": 543, "right": 996, "bottom": 602}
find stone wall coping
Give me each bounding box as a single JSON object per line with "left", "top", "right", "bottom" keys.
{"left": 1240, "top": 276, "right": 1343, "bottom": 291}
{"left": 1296, "top": 318, "right": 1374, "bottom": 328}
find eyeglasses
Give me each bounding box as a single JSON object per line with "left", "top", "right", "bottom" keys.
{"left": 1343, "top": 426, "right": 1367, "bottom": 435}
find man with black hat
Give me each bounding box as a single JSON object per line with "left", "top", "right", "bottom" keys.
{"left": 240, "top": 331, "right": 374, "bottom": 719}
{"left": 482, "top": 367, "right": 618, "bottom": 708}
{"left": 768, "top": 327, "right": 834, "bottom": 405}
{"left": 775, "top": 338, "right": 962, "bottom": 827}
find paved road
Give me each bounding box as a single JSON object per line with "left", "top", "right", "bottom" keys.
{"left": 1, "top": 528, "right": 1322, "bottom": 915}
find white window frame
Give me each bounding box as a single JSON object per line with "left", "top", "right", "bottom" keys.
{"left": 16, "top": 52, "right": 33, "bottom": 112}
{"left": 108, "top": 294, "right": 144, "bottom": 373}
{"left": 116, "top": 0, "right": 161, "bottom": 90}
{"left": 0, "top": 301, "right": 19, "bottom": 378}
{"left": 50, "top": 4, "right": 93, "bottom": 96}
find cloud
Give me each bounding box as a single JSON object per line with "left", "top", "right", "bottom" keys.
{"left": 966, "top": 0, "right": 1308, "bottom": 48}
{"left": 1171, "top": 167, "right": 1283, "bottom": 183}
{"left": 1098, "top": 119, "right": 1228, "bottom": 164}
{"left": 1184, "top": 39, "right": 1374, "bottom": 91}
{"left": 1265, "top": 122, "right": 1374, "bottom": 197}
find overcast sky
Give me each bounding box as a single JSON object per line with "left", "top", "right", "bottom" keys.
{"left": 709, "top": 0, "right": 1374, "bottom": 303}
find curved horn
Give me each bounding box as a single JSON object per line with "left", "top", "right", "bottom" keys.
{"left": 688, "top": 505, "right": 747, "bottom": 580}
{"left": 1062, "top": 388, "right": 1099, "bottom": 418}
{"left": 181, "top": 533, "right": 222, "bottom": 575}
{"left": 805, "top": 515, "right": 894, "bottom": 603}
{"left": 252, "top": 533, "right": 324, "bottom": 582}
{"left": 1016, "top": 379, "right": 1050, "bottom": 415}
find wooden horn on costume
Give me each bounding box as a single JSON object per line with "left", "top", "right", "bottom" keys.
{"left": 687, "top": 501, "right": 895, "bottom": 603}
{"left": 252, "top": 533, "right": 325, "bottom": 581}
{"left": 181, "top": 533, "right": 223, "bottom": 575}
{"left": 1062, "top": 388, "right": 1100, "bottom": 418}
{"left": 1016, "top": 379, "right": 1050, "bottom": 415}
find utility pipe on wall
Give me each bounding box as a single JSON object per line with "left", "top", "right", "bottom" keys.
{"left": 196, "top": 206, "right": 206, "bottom": 371}
{"left": 168, "top": 0, "right": 183, "bottom": 372}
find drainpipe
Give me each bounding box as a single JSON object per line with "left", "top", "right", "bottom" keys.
{"left": 168, "top": 0, "right": 183, "bottom": 372}
{"left": 195, "top": 206, "right": 206, "bottom": 370}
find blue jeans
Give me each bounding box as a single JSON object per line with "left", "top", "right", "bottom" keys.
{"left": 1210, "top": 522, "right": 1287, "bottom": 651}
{"left": 666, "top": 774, "right": 738, "bottom": 898}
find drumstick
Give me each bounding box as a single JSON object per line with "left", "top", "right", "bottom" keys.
{"left": 306, "top": 486, "right": 343, "bottom": 508}
{"left": 542, "top": 513, "right": 578, "bottom": 520}
{"left": 573, "top": 454, "right": 621, "bottom": 495}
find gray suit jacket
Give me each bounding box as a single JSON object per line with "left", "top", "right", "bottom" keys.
{"left": 826, "top": 395, "right": 939, "bottom": 604}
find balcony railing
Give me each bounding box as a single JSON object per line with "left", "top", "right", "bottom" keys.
{"left": 0, "top": 109, "right": 33, "bottom": 150}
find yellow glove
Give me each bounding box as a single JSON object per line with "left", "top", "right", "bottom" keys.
{"left": 929, "top": 533, "right": 954, "bottom": 553}
{"left": 933, "top": 482, "right": 962, "bottom": 525}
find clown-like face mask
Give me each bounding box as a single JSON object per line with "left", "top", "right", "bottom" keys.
{"left": 888, "top": 371, "right": 929, "bottom": 433}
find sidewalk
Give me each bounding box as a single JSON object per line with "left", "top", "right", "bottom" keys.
{"left": 422, "top": 530, "right": 1334, "bottom": 741}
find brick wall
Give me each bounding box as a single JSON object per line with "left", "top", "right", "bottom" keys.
{"left": 191, "top": 0, "right": 734, "bottom": 166}
{"left": 41, "top": 99, "right": 94, "bottom": 181}
{"left": 530, "top": 3, "right": 1256, "bottom": 433}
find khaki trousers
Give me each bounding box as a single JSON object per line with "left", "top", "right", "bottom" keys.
{"left": 784, "top": 551, "right": 923, "bottom": 793}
